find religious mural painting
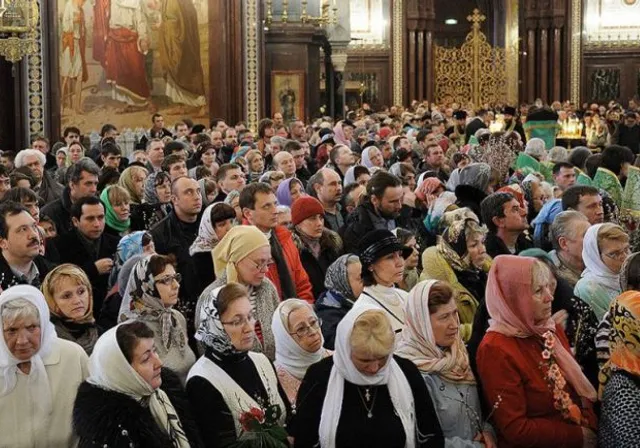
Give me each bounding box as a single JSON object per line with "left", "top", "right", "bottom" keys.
{"left": 270, "top": 71, "right": 305, "bottom": 123}
{"left": 57, "top": 0, "right": 210, "bottom": 132}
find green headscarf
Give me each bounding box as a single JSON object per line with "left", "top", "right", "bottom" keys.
{"left": 100, "top": 186, "right": 131, "bottom": 233}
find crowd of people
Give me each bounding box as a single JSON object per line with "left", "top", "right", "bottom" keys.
{"left": 0, "top": 99, "right": 639, "bottom": 447}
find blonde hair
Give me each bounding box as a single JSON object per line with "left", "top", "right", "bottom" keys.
{"left": 41, "top": 263, "right": 93, "bottom": 318}
{"left": 464, "top": 219, "right": 487, "bottom": 242}
{"left": 531, "top": 259, "right": 554, "bottom": 291}
{"left": 278, "top": 298, "right": 312, "bottom": 333}
{"left": 107, "top": 184, "right": 131, "bottom": 206}
{"left": 119, "top": 166, "right": 148, "bottom": 204}
{"left": 350, "top": 310, "right": 394, "bottom": 358}
{"left": 597, "top": 223, "right": 629, "bottom": 253}
{"left": 246, "top": 150, "right": 262, "bottom": 166}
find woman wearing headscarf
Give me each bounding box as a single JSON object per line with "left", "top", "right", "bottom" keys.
{"left": 598, "top": 290, "right": 640, "bottom": 448}
{"left": 42, "top": 263, "right": 101, "bottom": 354}
{"left": 272, "top": 299, "right": 331, "bottom": 405}
{"left": 575, "top": 223, "right": 629, "bottom": 320}
{"left": 420, "top": 218, "right": 490, "bottom": 342}
{"left": 196, "top": 225, "right": 281, "bottom": 359}
{"left": 314, "top": 254, "right": 364, "bottom": 350}
{"left": 187, "top": 282, "right": 289, "bottom": 447}
{"left": 343, "top": 165, "right": 371, "bottom": 188}
{"left": 224, "top": 189, "right": 242, "bottom": 223}
{"left": 476, "top": 256, "right": 598, "bottom": 448}
{"left": 189, "top": 202, "right": 236, "bottom": 293}
{"left": 0, "top": 285, "right": 89, "bottom": 447}
{"left": 101, "top": 184, "right": 132, "bottom": 236}
{"left": 453, "top": 163, "right": 492, "bottom": 222}
{"left": 356, "top": 229, "right": 413, "bottom": 340}
{"left": 73, "top": 321, "right": 203, "bottom": 447}
{"left": 290, "top": 304, "right": 444, "bottom": 448}
{"left": 361, "top": 145, "right": 385, "bottom": 169}
{"left": 120, "top": 255, "right": 196, "bottom": 383}
{"left": 276, "top": 177, "right": 305, "bottom": 207}
{"left": 132, "top": 171, "right": 172, "bottom": 230}
{"left": 397, "top": 280, "right": 496, "bottom": 448}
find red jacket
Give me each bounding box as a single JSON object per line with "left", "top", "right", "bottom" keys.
{"left": 267, "top": 225, "right": 314, "bottom": 304}
{"left": 476, "top": 326, "right": 597, "bottom": 448}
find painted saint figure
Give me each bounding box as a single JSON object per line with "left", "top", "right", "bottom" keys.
{"left": 60, "top": 0, "right": 88, "bottom": 114}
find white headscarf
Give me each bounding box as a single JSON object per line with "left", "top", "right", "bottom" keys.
{"left": 0, "top": 285, "right": 56, "bottom": 415}
{"left": 318, "top": 303, "right": 416, "bottom": 448}
{"left": 88, "top": 324, "right": 190, "bottom": 448}
{"left": 581, "top": 223, "right": 621, "bottom": 293}
{"left": 272, "top": 299, "right": 324, "bottom": 380}
{"left": 189, "top": 202, "right": 223, "bottom": 256}
{"left": 361, "top": 147, "right": 375, "bottom": 168}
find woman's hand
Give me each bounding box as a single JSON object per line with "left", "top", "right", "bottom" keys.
{"left": 474, "top": 431, "right": 497, "bottom": 448}
{"left": 552, "top": 309, "right": 569, "bottom": 330}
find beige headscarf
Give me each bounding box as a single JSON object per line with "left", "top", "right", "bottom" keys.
{"left": 396, "top": 280, "right": 476, "bottom": 384}
{"left": 212, "top": 225, "right": 270, "bottom": 283}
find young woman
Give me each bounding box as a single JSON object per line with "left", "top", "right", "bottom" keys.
{"left": 101, "top": 184, "right": 132, "bottom": 236}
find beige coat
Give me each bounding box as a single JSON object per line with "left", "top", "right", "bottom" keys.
{"left": 0, "top": 338, "right": 89, "bottom": 448}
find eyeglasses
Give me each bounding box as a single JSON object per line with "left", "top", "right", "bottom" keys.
{"left": 154, "top": 273, "right": 182, "bottom": 285}
{"left": 221, "top": 313, "right": 256, "bottom": 328}
{"left": 603, "top": 247, "right": 631, "bottom": 261}
{"left": 289, "top": 317, "right": 322, "bottom": 338}
{"left": 247, "top": 258, "right": 273, "bottom": 272}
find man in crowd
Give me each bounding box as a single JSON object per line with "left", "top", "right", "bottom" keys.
{"left": 100, "top": 143, "right": 123, "bottom": 172}
{"left": 41, "top": 158, "right": 99, "bottom": 238}
{"left": 139, "top": 113, "right": 172, "bottom": 149}
{"left": 56, "top": 196, "right": 118, "bottom": 315}
{"left": 240, "top": 182, "right": 314, "bottom": 303}
{"left": 146, "top": 139, "right": 165, "bottom": 173}
{"left": 214, "top": 163, "right": 245, "bottom": 202}
{"left": 290, "top": 120, "right": 305, "bottom": 141}
{"left": 418, "top": 141, "right": 449, "bottom": 183}
{"left": 31, "top": 135, "right": 57, "bottom": 171}
{"left": 307, "top": 168, "right": 344, "bottom": 234}
{"left": 257, "top": 118, "right": 275, "bottom": 155}
{"left": 288, "top": 141, "right": 311, "bottom": 185}
{"left": 612, "top": 110, "right": 640, "bottom": 154}
{"left": 552, "top": 162, "right": 577, "bottom": 194}
{"left": 548, "top": 211, "right": 591, "bottom": 287}
{"left": 481, "top": 191, "right": 533, "bottom": 257}
{"left": 273, "top": 151, "right": 296, "bottom": 180}
{"left": 162, "top": 154, "right": 188, "bottom": 181}
{"left": 14, "top": 149, "right": 63, "bottom": 205}
{"left": 329, "top": 144, "right": 355, "bottom": 182}
{"left": 562, "top": 185, "right": 605, "bottom": 225}
{"left": 63, "top": 126, "right": 81, "bottom": 146}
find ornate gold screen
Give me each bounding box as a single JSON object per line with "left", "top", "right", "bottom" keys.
{"left": 434, "top": 9, "right": 506, "bottom": 107}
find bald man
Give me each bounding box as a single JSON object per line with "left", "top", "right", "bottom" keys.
{"left": 273, "top": 151, "right": 297, "bottom": 179}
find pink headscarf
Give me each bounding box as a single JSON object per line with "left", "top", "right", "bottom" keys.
{"left": 415, "top": 177, "right": 445, "bottom": 202}
{"left": 333, "top": 121, "right": 349, "bottom": 146}
{"left": 486, "top": 255, "right": 597, "bottom": 401}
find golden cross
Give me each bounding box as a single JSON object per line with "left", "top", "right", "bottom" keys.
{"left": 467, "top": 9, "right": 486, "bottom": 29}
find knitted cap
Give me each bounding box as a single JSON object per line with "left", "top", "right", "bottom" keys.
{"left": 291, "top": 196, "right": 325, "bottom": 226}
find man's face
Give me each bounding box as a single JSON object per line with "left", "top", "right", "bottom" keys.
{"left": 398, "top": 138, "right": 410, "bottom": 151}
{"left": 0, "top": 157, "right": 13, "bottom": 170}
{"left": 65, "top": 132, "right": 80, "bottom": 145}
{"left": 211, "top": 131, "right": 223, "bottom": 149}
{"left": 172, "top": 178, "right": 203, "bottom": 217}
{"left": 22, "top": 154, "right": 44, "bottom": 183}
{"left": 291, "top": 149, "right": 306, "bottom": 170}
{"left": 153, "top": 115, "right": 165, "bottom": 130}
{"left": 175, "top": 124, "right": 189, "bottom": 138}
{"left": 0, "top": 211, "right": 40, "bottom": 260}
{"left": 244, "top": 191, "right": 278, "bottom": 230}
{"left": 273, "top": 113, "right": 284, "bottom": 127}
{"left": 104, "top": 128, "right": 119, "bottom": 139}
{"left": 243, "top": 131, "right": 255, "bottom": 144}
{"left": 69, "top": 171, "right": 98, "bottom": 201}
{"left": 276, "top": 152, "right": 296, "bottom": 176}
{"left": 32, "top": 140, "right": 49, "bottom": 155}
{"left": 225, "top": 129, "right": 237, "bottom": 147}
{"left": 625, "top": 116, "right": 637, "bottom": 127}
{"left": 316, "top": 169, "right": 342, "bottom": 206}
{"left": 426, "top": 145, "right": 444, "bottom": 168}
{"left": 576, "top": 194, "right": 604, "bottom": 224}
{"left": 554, "top": 167, "right": 576, "bottom": 191}
{"left": 220, "top": 168, "right": 246, "bottom": 193}
{"left": 372, "top": 186, "right": 404, "bottom": 219}
{"left": 73, "top": 203, "right": 105, "bottom": 240}
{"left": 147, "top": 141, "right": 165, "bottom": 165}
{"left": 264, "top": 126, "right": 275, "bottom": 140}
{"left": 102, "top": 153, "right": 122, "bottom": 170}
{"left": 497, "top": 198, "right": 528, "bottom": 232}
{"left": 168, "top": 161, "right": 188, "bottom": 181}
{"left": 215, "top": 121, "right": 227, "bottom": 133}
{"left": 336, "top": 146, "right": 355, "bottom": 167}
{"left": 291, "top": 121, "right": 304, "bottom": 138}
{"left": 560, "top": 220, "right": 590, "bottom": 269}
{"left": 381, "top": 144, "right": 393, "bottom": 161}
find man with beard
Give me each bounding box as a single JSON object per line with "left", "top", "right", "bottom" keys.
{"left": 307, "top": 168, "right": 343, "bottom": 233}
{"left": 612, "top": 111, "right": 640, "bottom": 155}
{"left": 503, "top": 106, "right": 526, "bottom": 142}
{"left": 342, "top": 171, "right": 412, "bottom": 252}
{"left": 445, "top": 110, "right": 467, "bottom": 147}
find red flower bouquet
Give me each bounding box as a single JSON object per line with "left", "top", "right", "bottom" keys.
{"left": 235, "top": 404, "right": 288, "bottom": 448}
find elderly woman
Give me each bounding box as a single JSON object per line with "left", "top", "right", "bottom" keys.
{"left": 356, "top": 229, "right": 412, "bottom": 339}
{"left": 224, "top": 189, "right": 242, "bottom": 223}
{"left": 291, "top": 196, "right": 343, "bottom": 298}
{"left": 133, "top": 171, "right": 172, "bottom": 230}
{"left": 290, "top": 305, "right": 444, "bottom": 448}
{"left": 189, "top": 202, "right": 236, "bottom": 293}
{"left": 574, "top": 223, "right": 629, "bottom": 320}
{"left": 315, "top": 254, "right": 363, "bottom": 350}
{"left": 188, "top": 282, "right": 289, "bottom": 448}
{"left": 74, "top": 321, "right": 203, "bottom": 447}
{"left": 42, "top": 263, "right": 101, "bottom": 354}
{"left": 476, "top": 256, "right": 598, "bottom": 448}
{"left": 100, "top": 184, "right": 132, "bottom": 236}
{"left": 420, "top": 218, "right": 490, "bottom": 342}
{"left": 361, "top": 145, "right": 385, "bottom": 169}
{"left": 272, "top": 299, "right": 331, "bottom": 404}
{"left": 276, "top": 177, "right": 305, "bottom": 207}
{"left": 196, "top": 225, "right": 281, "bottom": 359}
{"left": 0, "top": 285, "right": 88, "bottom": 447}
{"left": 598, "top": 289, "right": 640, "bottom": 448}
{"left": 120, "top": 255, "right": 196, "bottom": 383}
{"left": 397, "top": 280, "right": 496, "bottom": 448}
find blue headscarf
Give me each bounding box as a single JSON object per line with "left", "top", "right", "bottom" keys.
{"left": 530, "top": 199, "right": 562, "bottom": 247}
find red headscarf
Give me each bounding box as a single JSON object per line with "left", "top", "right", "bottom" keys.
{"left": 498, "top": 185, "right": 526, "bottom": 209}
{"left": 486, "top": 255, "right": 597, "bottom": 401}
{"left": 415, "top": 177, "right": 445, "bottom": 202}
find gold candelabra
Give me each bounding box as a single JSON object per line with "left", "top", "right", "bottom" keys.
{"left": 489, "top": 114, "right": 505, "bottom": 133}
{"left": 266, "top": 0, "right": 337, "bottom": 27}
{"left": 557, "top": 117, "right": 584, "bottom": 139}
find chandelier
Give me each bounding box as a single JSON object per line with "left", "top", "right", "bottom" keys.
{"left": 0, "top": 0, "right": 39, "bottom": 63}
{"left": 265, "top": 0, "right": 337, "bottom": 28}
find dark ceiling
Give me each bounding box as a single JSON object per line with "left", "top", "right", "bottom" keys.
{"left": 434, "top": 0, "right": 506, "bottom": 47}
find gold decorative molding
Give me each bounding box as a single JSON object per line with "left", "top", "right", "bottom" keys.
{"left": 391, "top": 0, "right": 403, "bottom": 106}
{"left": 570, "top": 0, "right": 582, "bottom": 105}
{"left": 505, "top": 0, "right": 519, "bottom": 105}
{"left": 244, "top": 0, "right": 260, "bottom": 131}
{"left": 25, "top": 0, "right": 44, "bottom": 138}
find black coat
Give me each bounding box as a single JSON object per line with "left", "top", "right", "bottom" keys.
{"left": 314, "top": 290, "right": 353, "bottom": 350}
{"left": 464, "top": 117, "right": 487, "bottom": 144}
{"left": 613, "top": 123, "right": 640, "bottom": 154}
{"left": 290, "top": 356, "right": 444, "bottom": 448}
{"left": 192, "top": 251, "right": 215, "bottom": 297}
{"left": 342, "top": 201, "right": 414, "bottom": 253}
{"left": 56, "top": 230, "right": 120, "bottom": 316}
{"left": 40, "top": 186, "right": 74, "bottom": 238}
{"left": 130, "top": 202, "right": 168, "bottom": 231}
{"left": 454, "top": 184, "right": 487, "bottom": 223}
{"left": 73, "top": 368, "right": 204, "bottom": 448}
{"left": 292, "top": 229, "right": 342, "bottom": 299}
{"left": 0, "top": 252, "right": 55, "bottom": 290}
{"left": 484, "top": 231, "right": 533, "bottom": 258}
